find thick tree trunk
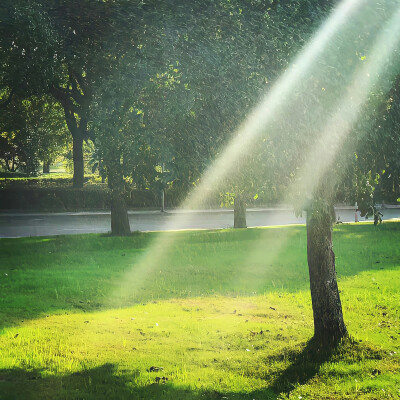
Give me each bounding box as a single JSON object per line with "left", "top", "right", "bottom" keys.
{"left": 110, "top": 191, "right": 130, "bottom": 235}
{"left": 108, "top": 163, "right": 130, "bottom": 236}
{"left": 234, "top": 195, "right": 247, "bottom": 228}
{"left": 72, "top": 136, "right": 84, "bottom": 188}
{"left": 42, "top": 160, "right": 51, "bottom": 174}
{"left": 306, "top": 204, "right": 347, "bottom": 345}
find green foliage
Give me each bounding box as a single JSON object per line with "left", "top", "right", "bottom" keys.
{"left": 87, "top": 0, "right": 342, "bottom": 206}
{"left": 0, "top": 0, "right": 60, "bottom": 97}
{"left": 0, "top": 95, "right": 69, "bottom": 175}
{"left": 220, "top": 192, "right": 235, "bottom": 208}
{"left": 2, "top": 0, "right": 400, "bottom": 209}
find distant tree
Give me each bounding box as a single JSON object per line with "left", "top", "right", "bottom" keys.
{"left": 1, "top": 0, "right": 118, "bottom": 187}
{"left": 0, "top": 2, "right": 63, "bottom": 174}
{"left": 0, "top": 94, "right": 68, "bottom": 175}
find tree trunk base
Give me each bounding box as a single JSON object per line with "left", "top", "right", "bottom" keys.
{"left": 234, "top": 196, "right": 247, "bottom": 228}
{"left": 43, "top": 160, "right": 51, "bottom": 174}
{"left": 72, "top": 136, "right": 84, "bottom": 188}
{"left": 111, "top": 192, "right": 131, "bottom": 236}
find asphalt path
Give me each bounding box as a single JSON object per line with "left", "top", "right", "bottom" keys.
{"left": 1, "top": 206, "right": 400, "bottom": 238}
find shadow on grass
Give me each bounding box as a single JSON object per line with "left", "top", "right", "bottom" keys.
{"left": 269, "top": 336, "right": 384, "bottom": 396}
{"left": 269, "top": 338, "right": 338, "bottom": 395}
{"left": 0, "top": 363, "right": 277, "bottom": 400}
{"left": 0, "top": 339, "right": 385, "bottom": 400}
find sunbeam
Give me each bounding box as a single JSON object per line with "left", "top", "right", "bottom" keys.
{"left": 182, "top": 0, "right": 365, "bottom": 208}
{"left": 110, "top": 0, "right": 400, "bottom": 305}
{"left": 290, "top": 5, "right": 400, "bottom": 207}
{"left": 234, "top": 3, "right": 400, "bottom": 291}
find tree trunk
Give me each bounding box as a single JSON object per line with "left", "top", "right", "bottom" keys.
{"left": 108, "top": 163, "right": 130, "bottom": 236}
{"left": 234, "top": 195, "right": 247, "bottom": 228}
{"left": 161, "top": 188, "right": 165, "bottom": 212}
{"left": 72, "top": 136, "right": 84, "bottom": 188}
{"left": 306, "top": 204, "right": 347, "bottom": 345}
{"left": 50, "top": 84, "right": 87, "bottom": 189}
{"left": 110, "top": 190, "right": 131, "bottom": 235}
{"left": 43, "top": 160, "right": 51, "bottom": 174}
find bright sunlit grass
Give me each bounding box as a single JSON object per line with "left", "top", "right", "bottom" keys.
{"left": 0, "top": 223, "right": 399, "bottom": 399}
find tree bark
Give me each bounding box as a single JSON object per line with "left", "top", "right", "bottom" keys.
{"left": 306, "top": 204, "right": 347, "bottom": 345}
{"left": 72, "top": 136, "right": 84, "bottom": 188}
{"left": 161, "top": 188, "right": 165, "bottom": 212}
{"left": 42, "top": 160, "right": 51, "bottom": 174}
{"left": 234, "top": 194, "right": 247, "bottom": 228}
{"left": 50, "top": 83, "right": 87, "bottom": 189}
{"left": 108, "top": 163, "right": 130, "bottom": 236}
{"left": 110, "top": 190, "right": 131, "bottom": 235}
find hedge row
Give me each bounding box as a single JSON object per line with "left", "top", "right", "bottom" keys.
{"left": 0, "top": 186, "right": 224, "bottom": 211}
{"left": 0, "top": 187, "right": 157, "bottom": 211}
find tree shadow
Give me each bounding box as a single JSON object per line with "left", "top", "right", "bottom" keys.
{"left": 0, "top": 363, "right": 278, "bottom": 400}
{"left": 0, "top": 339, "right": 385, "bottom": 400}
{"left": 268, "top": 336, "right": 384, "bottom": 396}
{"left": 0, "top": 363, "right": 133, "bottom": 400}
{"left": 268, "top": 338, "right": 338, "bottom": 395}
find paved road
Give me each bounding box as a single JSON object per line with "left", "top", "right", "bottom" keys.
{"left": 1, "top": 207, "right": 399, "bottom": 238}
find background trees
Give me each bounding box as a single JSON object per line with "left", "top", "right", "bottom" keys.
{"left": 352, "top": 74, "right": 400, "bottom": 211}
{"left": 0, "top": 95, "right": 68, "bottom": 175}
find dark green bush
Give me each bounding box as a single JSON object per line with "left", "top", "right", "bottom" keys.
{"left": 0, "top": 177, "right": 278, "bottom": 211}
{"left": 0, "top": 186, "right": 110, "bottom": 211}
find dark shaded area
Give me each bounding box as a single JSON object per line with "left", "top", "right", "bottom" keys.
{"left": 270, "top": 339, "right": 338, "bottom": 394}
{"left": 0, "top": 340, "right": 386, "bottom": 399}
{"left": 0, "top": 231, "right": 152, "bottom": 257}
{"left": 0, "top": 364, "right": 277, "bottom": 400}
{"left": 0, "top": 364, "right": 136, "bottom": 400}
{"left": 270, "top": 337, "right": 384, "bottom": 395}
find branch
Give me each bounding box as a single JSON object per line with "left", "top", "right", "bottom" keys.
{"left": 64, "top": 108, "right": 79, "bottom": 136}
{"left": 50, "top": 85, "right": 79, "bottom": 114}
{"left": 50, "top": 86, "right": 81, "bottom": 136}
{"left": 68, "top": 69, "right": 85, "bottom": 105}
{"left": 69, "top": 68, "right": 90, "bottom": 96}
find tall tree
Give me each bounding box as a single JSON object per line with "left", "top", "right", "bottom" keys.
{"left": 286, "top": 0, "right": 400, "bottom": 344}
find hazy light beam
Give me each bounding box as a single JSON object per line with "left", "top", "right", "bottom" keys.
{"left": 230, "top": 3, "right": 400, "bottom": 293}
{"left": 110, "top": 0, "right": 370, "bottom": 303}
{"left": 181, "top": 0, "right": 365, "bottom": 210}
{"left": 291, "top": 5, "right": 400, "bottom": 206}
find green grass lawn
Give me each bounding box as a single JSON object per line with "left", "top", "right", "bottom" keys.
{"left": 0, "top": 223, "right": 399, "bottom": 399}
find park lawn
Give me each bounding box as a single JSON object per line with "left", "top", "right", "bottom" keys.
{"left": 0, "top": 223, "right": 399, "bottom": 399}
